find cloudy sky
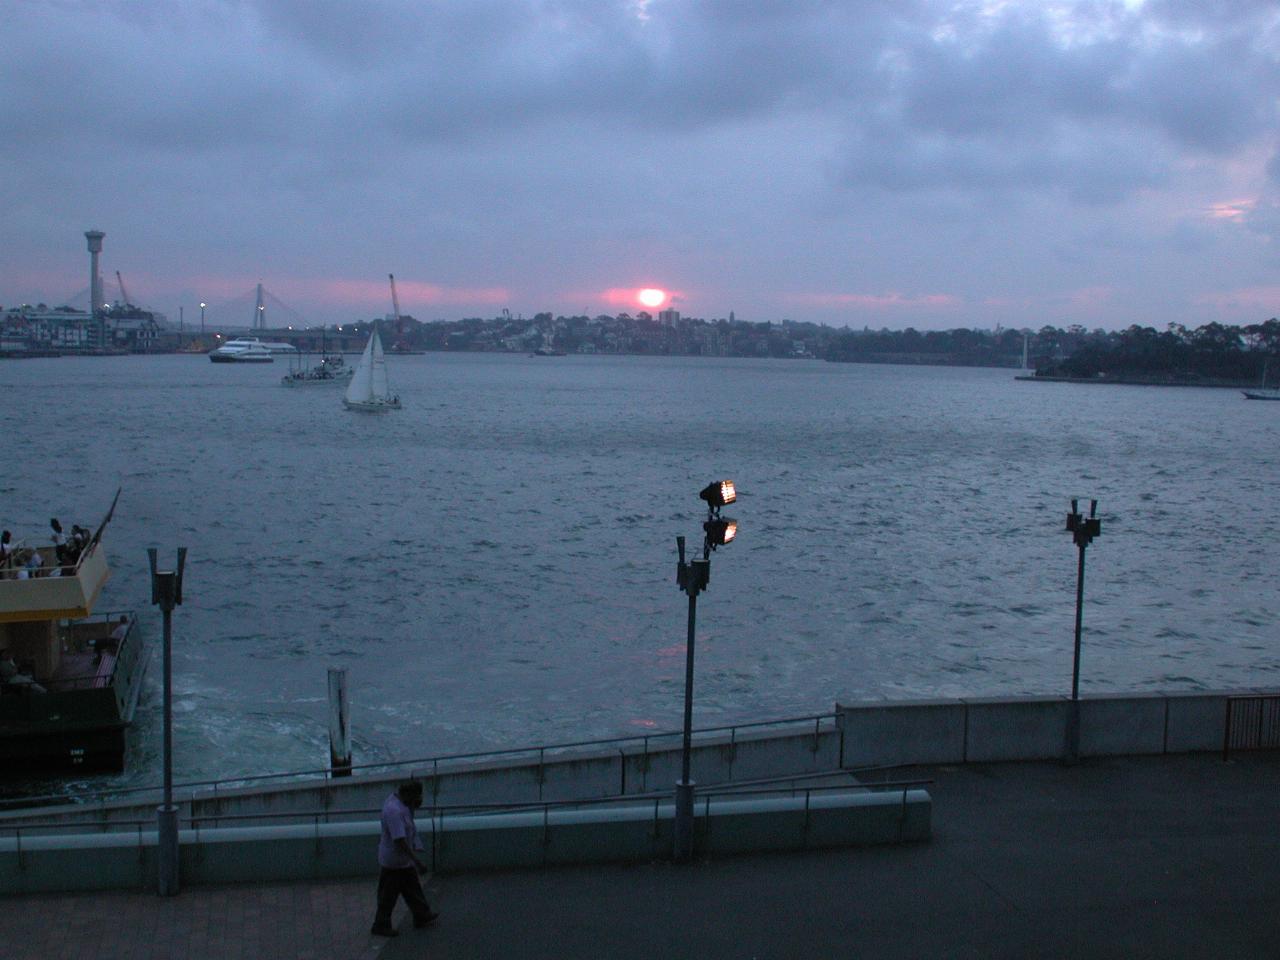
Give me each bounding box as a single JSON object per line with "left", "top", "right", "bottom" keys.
{"left": 3, "top": 0, "right": 1279, "bottom": 330}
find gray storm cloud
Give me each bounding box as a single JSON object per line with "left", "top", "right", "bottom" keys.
{"left": 2, "top": 0, "right": 1277, "bottom": 328}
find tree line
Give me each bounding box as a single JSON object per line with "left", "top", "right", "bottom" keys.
{"left": 1034, "top": 319, "right": 1280, "bottom": 384}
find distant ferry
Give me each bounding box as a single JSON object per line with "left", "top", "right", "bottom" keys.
{"left": 208, "top": 336, "right": 297, "bottom": 363}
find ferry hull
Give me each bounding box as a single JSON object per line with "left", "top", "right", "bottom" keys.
{"left": 0, "top": 722, "right": 128, "bottom": 773}
{"left": 210, "top": 353, "right": 273, "bottom": 363}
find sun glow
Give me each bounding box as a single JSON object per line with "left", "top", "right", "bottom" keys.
{"left": 637, "top": 287, "right": 667, "bottom": 308}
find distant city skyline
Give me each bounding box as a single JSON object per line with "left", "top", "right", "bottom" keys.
{"left": 3, "top": 1, "right": 1279, "bottom": 331}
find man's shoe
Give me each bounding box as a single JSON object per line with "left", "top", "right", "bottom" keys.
{"left": 414, "top": 912, "right": 440, "bottom": 928}
{"left": 370, "top": 925, "right": 399, "bottom": 937}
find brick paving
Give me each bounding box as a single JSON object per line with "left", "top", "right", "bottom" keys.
{"left": 0, "top": 877, "right": 384, "bottom": 960}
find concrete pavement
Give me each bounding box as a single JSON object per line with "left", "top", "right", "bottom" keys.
{"left": 380, "top": 752, "right": 1280, "bottom": 959}
{"left": 2, "top": 751, "right": 1279, "bottom": 959}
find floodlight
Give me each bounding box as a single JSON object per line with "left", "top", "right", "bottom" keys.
{"left": 699, "top": 480, "right": 736, "bottom": 508}
{"left": 704, "top": 517, "right": 738, "bottom": 547}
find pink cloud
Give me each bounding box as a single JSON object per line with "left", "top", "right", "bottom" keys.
{"left": 1066, "top": 286, "right": 1114, "bottom": 307}
{"left": 317, "top": 278, "right": 508, "bottom": 308}
{"left": 589, "top": 287, "right": 685, "bottom": 310}
{"left": 1206, "top": 198, "right": 1256, "bottom": 222}
{"left": 1194, "top": 286, "right": 1280, "bottom": 310}
{"left": 785, "top": 291, "right": 960, "bottom": 309}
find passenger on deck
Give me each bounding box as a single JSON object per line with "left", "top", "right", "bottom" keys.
{"left": 51, "top": 518, "right": 67, "bottom": 564}
{"left": 16, "top": 549, "right": 44, "bottom": 579}
{"left": 63, "top": 525, "right": 88, "bottom": 568}
{"left": 95, "top": 615, "right": 130, "bottom": 657}
{"left": 0, "top": 530, "right": 11, "bottom": 575}
{"left": 0, "top": 648, "right": 47, "bottom": 695}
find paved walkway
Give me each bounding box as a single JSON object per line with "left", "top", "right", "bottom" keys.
{"left": 2, "top": 752, "right": 1279, "bottom": 959}
{"left": 380, "top": 752, "right": 1280, "bottom": 960}
{"left": 0, "top": 877, "right": 380, "bottom": 960}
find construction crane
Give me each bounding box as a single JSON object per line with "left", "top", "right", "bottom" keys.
{"left": 115, "top": 270, "right": 132, "bottom": 307}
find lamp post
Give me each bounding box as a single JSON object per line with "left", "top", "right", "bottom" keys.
{"left": 673, "top": 480, "right": 739, "bottom": 862}
{"left": 1064, "top": 499, "right": 1101, "bottom": 763}
{"left": 199, "top": 302, "right": 206, "bottom": 337}
{"left": 149, "top": 546, "right": 187, "bottom": 896}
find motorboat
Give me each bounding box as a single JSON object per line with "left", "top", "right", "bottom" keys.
{"left": 281, "top": 353, "right": 354, "bottom": 385}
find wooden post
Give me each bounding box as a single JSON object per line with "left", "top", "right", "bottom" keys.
{"left": 328, "top": 667, "right": 352, "bottom": 777}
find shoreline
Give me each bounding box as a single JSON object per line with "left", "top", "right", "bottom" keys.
{"left": 1015, "top": 374, "right": 1261, "bottom": 389}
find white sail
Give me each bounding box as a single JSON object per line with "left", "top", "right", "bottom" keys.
{"left": 343, "top": 322, "right": 400, "bottom": 410}
{"left": 370, "top": 328, "right": 390, "bottom": 399}
{"left": 344, "top": 332, "right": 376, "bottom": 405}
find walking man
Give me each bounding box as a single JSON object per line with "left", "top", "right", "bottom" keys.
{"left": 371, "top": 780, "right": 438, "bottom": 937}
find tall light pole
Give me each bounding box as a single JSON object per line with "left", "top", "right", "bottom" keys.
{"left": 199, "top": 302, "right": 206, "bottom": 337}
{"left": 149, "top": 546, "right": 187, "bottom": 896}
{"left": 1064, "top": 499, "right": 1101, "bottom": 763}
{"left": 673, "top": 480, "right": 739, "bottom": 862}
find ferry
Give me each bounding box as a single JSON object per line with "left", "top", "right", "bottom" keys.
{"left": 0, "top": 496, "right": 146, "bottom": 774}
{"left": 208, "top": 336, "right": 297, "bottom": 363}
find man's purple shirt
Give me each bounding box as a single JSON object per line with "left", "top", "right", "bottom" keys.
{"left": 378, "top": 792, "right": 422, "bottom": 869}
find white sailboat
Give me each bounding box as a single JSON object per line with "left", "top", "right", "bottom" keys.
{"left": 342, "top": 323, "right": 401, "bottom": 412}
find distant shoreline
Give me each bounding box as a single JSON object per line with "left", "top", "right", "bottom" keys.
{"left": 1015, "top": 374, "right": 1258, "bottom": 389}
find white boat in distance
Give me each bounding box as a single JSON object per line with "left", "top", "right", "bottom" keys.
{"left": 209, "top": 336, "right": 297, "bottom": 364}
{"left": 343, "top": 324, "right": 401, "bottom": 411}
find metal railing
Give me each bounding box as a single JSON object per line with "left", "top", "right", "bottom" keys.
{"left": 0, "top": 533, "right": 96, "bottom": 579}
{"left": 0, "top": 769, "right": 929, "bottom": 846}
{"left": 1, "top": 712, "right": 841, "bottom": 813}
{"left": 1223, "top": 695, "right": 1280, "bottom": 759}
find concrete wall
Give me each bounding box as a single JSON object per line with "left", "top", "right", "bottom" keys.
{"left": 0, "top": 724, "right": 844, "bottom": 832}
{"left": 2, "top": 689, "right": 1261, "bottom": 839}
{"left": 836, "top": 690, "right": 1262, "bottom": 768}
{"left": 0, "top": 788, "right": 931, "bottom": 894}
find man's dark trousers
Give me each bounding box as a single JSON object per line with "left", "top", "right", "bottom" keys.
{"left": 374, "top": 866, "right": 433, "bottom": 928}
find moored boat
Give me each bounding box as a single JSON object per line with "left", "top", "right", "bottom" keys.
{"left": 0, "top": 493, "right": 145, "bottom": 774}
{"left": 1243, "top": 359, "right": 1280, "bottom": 400}
{"left": 281, "top": 348, "right": 353, "bottom": 386}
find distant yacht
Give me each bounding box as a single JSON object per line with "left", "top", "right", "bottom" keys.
{"left": 1243, "top": 359, "right": 1280, "bottom": 400}
{"left": 342, "top": 323, "right": 401, "bottom": 411}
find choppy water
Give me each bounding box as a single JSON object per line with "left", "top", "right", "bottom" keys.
{"left": 2, "top": 353, "right": 1278, "bottom": 789}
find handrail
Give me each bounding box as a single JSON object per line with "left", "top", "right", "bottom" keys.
{"left": 1, "top": 711, "right": 841, "bottom": 811}
{"left": 1, "top": 775, "right": 918, "bottom": 838}
{"left": 3, "top": 768, "right": 878, "bottom": 836}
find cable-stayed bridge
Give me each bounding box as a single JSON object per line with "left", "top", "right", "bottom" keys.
{"left": 50, "top": 282, "right": 308, "bottom": 332}
{"left": 197, "top": 284, "right": 308, "bottom": 332}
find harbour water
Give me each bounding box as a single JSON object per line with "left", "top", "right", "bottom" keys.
{"left": 2, "top": 353, "right": 1278, "bottom": 790}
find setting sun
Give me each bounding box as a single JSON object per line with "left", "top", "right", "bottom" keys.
{"left": 637, "top": 287, "right": 667, "bottom": 309}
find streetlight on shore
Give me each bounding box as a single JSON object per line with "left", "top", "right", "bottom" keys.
{"left": 199, "top": 302, "right": 206, "bottom": 337}
{"left": 1064, "top": 498, "right": 1101, "bottom": 763}
{"left": 149, "top": 546, "right": 187, "bottom": 897}
{"left": 673, "top": 480, "right": 739, "bottom": 862}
